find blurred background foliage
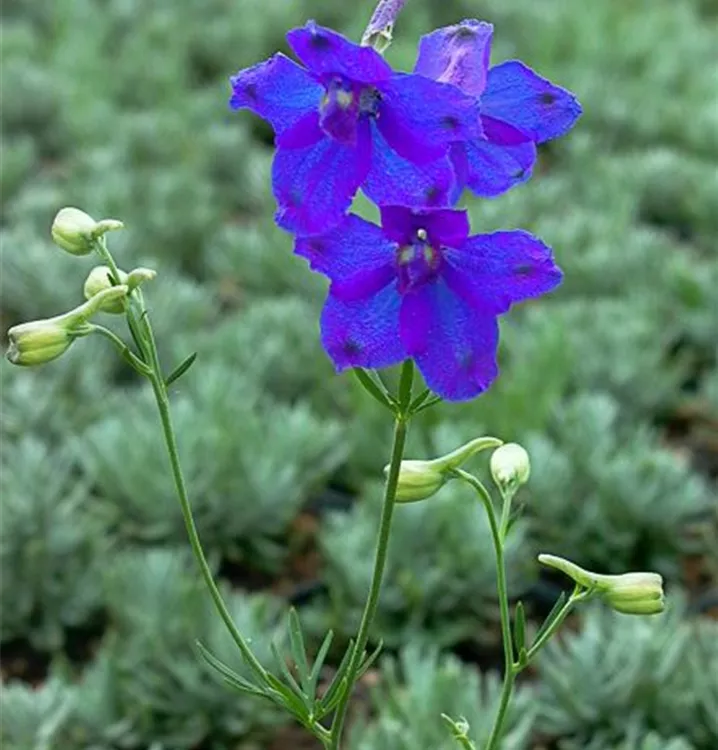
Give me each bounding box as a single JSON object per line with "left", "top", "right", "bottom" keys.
{"left": 1, "top": 0, "right": 717, "bottom": 748}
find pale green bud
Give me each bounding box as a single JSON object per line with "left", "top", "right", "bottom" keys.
{"left": 490, "top": 443, "right": 530, "bottom": 491}
{"left": 538, "top": 554, "right": 665, "bottom": 616}
{"left": 6, "top": 286, "right": 129, "bottom": 366}
{"left": 126, "top": 266, "right": 156, "bottom": 292}
{"left": 84, "top": 266, "right": 129, "bottom": 313}
{"left": 388, "top": 436, "right": 502, "bottom": 503}
{"left": 51, "top": 207, "right": 123, "bottom": 255}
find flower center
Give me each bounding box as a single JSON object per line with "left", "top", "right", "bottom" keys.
{"left": 396, "top": 229, "right": 442, "bottom": 293}
{"left": 319, "top": 76, "right": 359, "bottom": 144}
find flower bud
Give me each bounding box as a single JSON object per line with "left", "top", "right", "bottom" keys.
{"left": 126, "top": 266, "right": 157, "bottom": 292}
{"left": 51, "top": 207, "right": 123, "bottom": 255}
{"left": 387, "top": 436, "right": 502, "bottom": 503}
{"left": 538, "top": 554, "right": 665, "bottom": 616}
{"left": 84, "top": 266, "right": 129, "bottom": 313}
{"left": 6, "top": 285, "right": 129, "bottom": 367}
{"left": 490, "top": 443, "right": 530, "bottom": 491}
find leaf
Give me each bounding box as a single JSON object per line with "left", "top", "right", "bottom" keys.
{"left": 514, "top": 601, "right": 526, "bottom": 655}
{"left": 307, "top": 629, "right": 334, "bottom": 702}
{"left": 165, "top": 352, "right": 197, "bottom": 386}
{"left": 352, "top": 368, "right": 395, "bottom": 410}
{"left": 287, "top": 608, "right": 311, "bottom": 692}
{"left": 533, "top": 591, "right": 568, "bottom": 645}
{"left": 195, "top": 641, "right": 267, "bottom": 698}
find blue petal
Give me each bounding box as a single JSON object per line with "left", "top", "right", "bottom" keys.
{"left": 481, "top": 61, "right": 582, "bottom": 144}
{"left": 442, "top": 230, "right": 563, "bottom": 315}
{"left": 414, "top": 20, "right": 494, "bottom": 97}
{"left": 452, "top": 139, "right": 536, "bottom": 198}
{"left": 378, "top": 73, "right": 483, "bottom": 161}
{"left": 229, "top": 53, "right": 323, "bottom": 136}
{"left": 287, "top": 21, "right": 391, "bottom": 83}
{"left": 399, "top": 278, "right": 499, "bottom": 401}
{"left": 363, "top": 121, "right": 456, "bottom": 208}
{"left": 295, "top": 214, "right": 396, "bottom": 299}
{"left": 321, "top": 281, "right": 405, "bottom": 371}
{"left": 272, "top": 122, "right": 371, "bottom": 236}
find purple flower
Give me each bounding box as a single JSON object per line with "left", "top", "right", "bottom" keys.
{"left": 414, "top": 20, "right": 582, "bottom": 200}
{"left": 295, "top": 205, "right": 562, "bottom": 401}
{"left": 230, "top": 21, "right": 483, "bottom": 236}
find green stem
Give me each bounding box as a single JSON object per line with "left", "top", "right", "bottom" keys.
{"left": 524, "top": 587, "right": 588, "bottom": 664}
{"left": 455, "top": 470, "right": 514, "bottom": 750}
{"left": 329, "top": 360, "right": 413, "bottom": 749}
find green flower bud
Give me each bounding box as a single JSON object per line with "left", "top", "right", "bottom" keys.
{"left": 6, "top": 286, "right": 129, "bottom": 366}
{"left": 51, "top": 207, "right": 123, "bottom": 255}
{"left": 126, "top": 266, "right": 157, "bottom": 292}
{"left": 490, "top": 443, "right": 530, "bottom": 491}
{"left": 84, "top": 266, "right": 129, "bottom": 313}
{"left": 538, "top": 554, "right": 665, "bottom": 616}
{"left": 388, "top": 436, "right": 502, "bottom": 503}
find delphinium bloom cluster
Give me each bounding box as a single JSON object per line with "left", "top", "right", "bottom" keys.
{"left": 230, "top": 17, "right": 581, "bottom": 400}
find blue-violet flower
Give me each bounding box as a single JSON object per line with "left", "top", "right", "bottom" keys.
{"left": 230, "top": 21, "right": 482, "bottom": 235}
{"left": 295, "top": 205, "right": 562, "bottom": 401}
{"left": 414, "top": 19, "right": 582, "bottom": 199}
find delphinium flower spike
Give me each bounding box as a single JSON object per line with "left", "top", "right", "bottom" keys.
{"left": 230, "top": 21, "right": 482, "bottom": 235}
{"left": 295, "top": 205, "right": 562, "bottom": 401}
{"left": 414, "top": 20, "right": 582, "bottom": 199}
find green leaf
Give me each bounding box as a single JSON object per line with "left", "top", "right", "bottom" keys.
{"left": 195, "top": 641, "right": 267, "bottom": 698}
{"left": 269, "top": 642, "right": 307, "bottom": 708}
{"left": 307, "top": 629, "right": 334, "bottom": 703}
{"left": 165, "top": 351, "right": 197, "bottom": 386}
{"left": 318, "top": 638, "right": 355, "bottom": 715}
{"left": 513, "top": 601, "right": 526, "bottom": 655}
{"left": 287, "top": 608, "right": 311, "bottom": 692}
{"left": 357, "top": 639, "right": 384, "bottom": 679}
{"left": 533, "top": 592, "right": 568, "bottom": 645}
{"left": 352, "top": 368, "right": 395, "bottom": 410}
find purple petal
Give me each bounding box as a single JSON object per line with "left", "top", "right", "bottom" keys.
{"left": 362, "top": 121, "right": 455, "bottom": 208}
{"left": 379, "top": 206, "right": 469, "bottom": 248}
{"left": 452, "top": 139, "right": 536, "bottom": 198}
{"left": 287, "top": 21, "right": 391, "bottom": 83}
{"left": 276, "top": 111, "right": 324, "bottom": 149}
{"left": 229, "top": 53, "right": 323, "bottom": 136}
{"left": 442, "top": 230, "right": 563, "bottom": 315}
{"left": 321, "top": 282, "right": 405, "bottom": 371}
{"left": 295, "top": 214, "right": 396, "bottom": 295}
{"left": 414, "top": 20, "right": 494, "bottom": 97}
{"left": 400, "top": 279, "right": 499, "bottom": 401}
{"left": 378, "top": 73, "right": 483, "bottom": 161}
{"left": 272, "top": 122, "right": 371, "bottom": 235}
{"left": 482, "top": 61, "right": 582, "bottom": 144}
{"left": 481, "top": 115, "right": 532, "bottom": 145}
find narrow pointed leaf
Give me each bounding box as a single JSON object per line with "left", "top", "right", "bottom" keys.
{"left": 195, "top": 641, "right": 267, "bottom": 698}
{"left": 165, "top": 352, "right": 197, "bottom": 386}
{"left": 318, "top": 638, "right": 355, "bottom": 713}
{"left": 357, "top": 639, "right": 383, "bottom": 678}
{"left": 533, "top": 591, "right": 568, "bottom": 644}
{"left": 270, "top": 642, "right": 307, "bottom": 708}
{"left": 409, "top": 388, "right": 432, "bottom": 412}
{"left": 513, "top": 601, "right": 526, "bottom": 654}
{"left": 264, "top": 665, "right": 311, "bottom": 718}
{"left": 307, "top": 629, "right": 334, "bottom": 701}
{"left": 353, "top": 368, "right": 395, "bottom": 410}
{"left": 288, "top": 608, "right": 311, "bottom": 691}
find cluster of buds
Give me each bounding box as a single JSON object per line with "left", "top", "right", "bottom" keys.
{"left": 5, "top": 207, "right": 155, "bottom": 367}
{"left": 539, "top": 553, "right": 665, "bottom": 616}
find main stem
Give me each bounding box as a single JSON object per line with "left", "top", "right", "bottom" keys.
{"left": 329, "top": 361, "right": 413, "bottom": 749}
{"left": 456, "top": 471, "right": 515, "bottom": 750}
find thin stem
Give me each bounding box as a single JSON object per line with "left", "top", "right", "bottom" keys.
{"left": 362, "top": 0, "right": 409, "bottom": 45}
{"left": 454, "top": 470, "right": 514, "bottom": 750}
{"left": 90, "top": 324, "right": 151, "bottom": 376}
{"left": 498, "top": 488, "right": 512, "bottom": 540}
{"left": 329, "top": 360, "right": 413, "bottom": 749}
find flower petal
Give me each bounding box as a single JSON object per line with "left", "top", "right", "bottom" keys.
{"left": 378, "top": 73, "right": 483, "bottom": 163}
{"left": 452, "top": 139, "right": 536, "bottom": 198}
{"left": 321, "top": 282, "right": 405, "bottom": 371}
{"left": 414, "top": 20, "right": 494, "bottom": 97}
{"left": 287, "top": 21, "right": 391, "bottom": 83}
{"left": 379, "top": 206, "right": 470, "bottom": 247}
{"left": 229, "top": 53, "right": 323, "bottom": 136}
{"left": 272, "top": 122, "right": 371, "bottom": 235}
{"left": 363, "top": 121, "right": 455, "bottom": 209}
{"left": 442, "top": 230, "right": 563, "bottom": 315}
{"left": 295, "top": 214, "right": 396, "bottom": 299}
{"left": 481, "top": 61, "right": 582, "bottom": 144}
{"left": 400, "top": 279, "right": 499, "bottom": 401}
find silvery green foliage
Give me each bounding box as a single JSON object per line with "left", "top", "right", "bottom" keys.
{"left": 348, "top": 644, "right": 534, "bottom": 750}
{"left": 0, "top": 674, "right": 74, "bottom": 750}
{"left": 0, "top": 438, "right": 105, "bottom": 649}
{"left": 320, "top": 480, "right": 535, "bottom": 647}
{"left": 537, "top": 601, "right": 717, "bottom": 749}
{"left": 98, "top": 548, "right": 287, "bottom": 748}
{"left": 79, "top": 367, "right": 346, "bottom": 568}
{"left": 525, "top": 393, "right": 712, "bottom": 575}
{"left": 598, "top": 734, "right": 695, "bottom": 750}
